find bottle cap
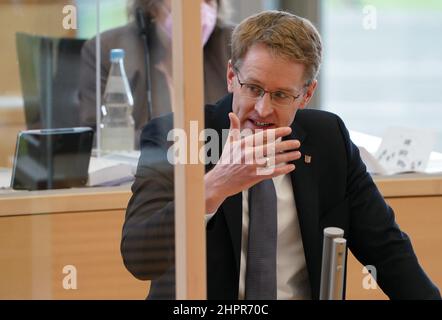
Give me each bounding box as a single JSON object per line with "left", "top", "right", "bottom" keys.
{"left": 110, "top": 49, "right": 125, "bottom": 62}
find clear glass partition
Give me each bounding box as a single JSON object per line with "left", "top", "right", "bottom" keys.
{"left": 0, "top": 0, "right": 178, "bottom": 299}
{"left": 0, "top": 0, "right": 252, "bottom": 301}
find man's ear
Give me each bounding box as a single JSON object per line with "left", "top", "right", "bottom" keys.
{"left": 226, "top": 60, "right": 235, "bottom": 93}
{"left": 299, "top": 80, "right": 317, "bottom": 109}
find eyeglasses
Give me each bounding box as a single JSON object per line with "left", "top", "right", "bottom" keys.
{"left": 235, "top": 70, "right": 306, "bottom": 107}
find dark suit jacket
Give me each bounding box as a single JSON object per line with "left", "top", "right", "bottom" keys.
{"left": 79, "top": 21, "right": 233, "bottom": 148}
{"left": 121, "top": 94, "right": 441, "bottom": 300}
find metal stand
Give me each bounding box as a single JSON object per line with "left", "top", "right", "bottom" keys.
{"left": 319, "top": 227, "right": 347, "bottom": 300}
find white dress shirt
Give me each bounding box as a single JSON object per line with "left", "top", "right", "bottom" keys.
{"left": 238, "top": 173, "right": 311, "bottom": 299}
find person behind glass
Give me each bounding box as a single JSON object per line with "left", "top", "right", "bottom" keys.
{"left": 79, "top": 0, "right": 233, "bottom": 148}
{"left": 121, "top": 11, "right": 441, "bottom": 300}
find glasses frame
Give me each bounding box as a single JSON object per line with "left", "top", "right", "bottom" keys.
{"left": 234, "top": 69, "right": 307, "bottom": 107}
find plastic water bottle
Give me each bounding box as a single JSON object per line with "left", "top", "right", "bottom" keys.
{"left": 100, "top": 49, "right": 135, "bottom": 153}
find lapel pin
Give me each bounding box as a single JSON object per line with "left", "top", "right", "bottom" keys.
{"left": 304, "top": 155, "right": 312, "bottom": 164}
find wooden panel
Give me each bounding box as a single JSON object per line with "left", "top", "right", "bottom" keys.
{"left": 0, "top": 215, "right": 33, "bottom": 299}
{"left": 346, "top": 196, "right": 442, "bottom": 299}
{"left": 0, "top": 209, "right": 148, "bottom": 299}
{"left": 374, "top": 174, "right": 442, "bottom": 197}
{"left": 172, "top": 0, "right": 206, "bottom": 299}
{"left": 0, "top": 186, "right": 132, "bottom": 217}
{"left": 51, "top": 210, "right": 148, "bottom": 299}
{"left": 0, "top": 186, "right": 145, "bottom": 299}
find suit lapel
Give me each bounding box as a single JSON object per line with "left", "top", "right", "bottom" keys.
{"left": 288, "top": 121, "right": 322, "bottom": 300}
{"left": 221, "top": 193, "right": 243, "bottom": 275}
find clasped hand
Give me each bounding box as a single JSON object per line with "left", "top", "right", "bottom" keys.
{"left": 205, "top": 113, "right": 301, "bottom": 213}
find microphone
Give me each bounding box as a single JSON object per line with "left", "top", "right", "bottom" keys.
{"left": 136, "top": 7, "right": 153, "bottom": 122}
{"left": 136, "top": 7, "right": 148, "bottom": 36}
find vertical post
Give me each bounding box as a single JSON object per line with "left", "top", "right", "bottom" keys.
{"left": 95, "top": 0, "right": 101, "bottom": 156}
{"left": 172, "top": 0, "right": 206, "bottom": 299}
{"left": 320, "top": 227, "right": 344, "bottom": 300}
{"left": 328, "top": 238, "right": 347, "bottom": 300}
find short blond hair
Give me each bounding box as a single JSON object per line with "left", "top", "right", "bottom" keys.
{"left": 231, "top": 10, "right": 322, "bottom": 84}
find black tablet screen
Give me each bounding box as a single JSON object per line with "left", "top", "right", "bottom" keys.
{"left": 11, "top": 128, "right": 93, "bottom": 190}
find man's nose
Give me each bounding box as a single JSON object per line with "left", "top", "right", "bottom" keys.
{"left": 254, "top": 93, "right": 274, "bottom": 118}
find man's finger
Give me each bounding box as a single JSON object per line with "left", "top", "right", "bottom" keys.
{"left": 243, "top": 127, "right": 292, "bottom": 146}
{"left": 273, "top": 151, "right": 302, "bottom": 164}
{"left": 270, "top": 164, "right": 296, "bottom": 177}
{"left": 255, "top": 163, "right": 296, "bottom": 178}
{"left": 253, "top": 140, "right": 301, "bottom": 158}
{"left": 228, "top": 112, "right": 241, "bottom": 141}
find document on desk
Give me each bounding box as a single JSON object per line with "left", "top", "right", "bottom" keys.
{"left": 358, "top": 147, "right": 389, "bottom": 175}
{"left": 375, "top": 127, "right": 436, "bottom": 175}
{"left": 88, "top": 151, "right": 140, "bottom": 187}
{"left": 353, "top": 127, "right": 437, "bottom": 175}
{"left": 0, "top": 168, "right": 12, "bottom": 189}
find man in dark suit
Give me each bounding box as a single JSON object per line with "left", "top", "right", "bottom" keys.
{"left": 121, "top": 10, "right": 441, "bottom": 300}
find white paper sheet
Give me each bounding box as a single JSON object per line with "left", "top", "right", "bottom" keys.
{"left": 375, "top": 127, "right": 436, "bottom": 175}
{"left": 350, "top": 128, "right": 439, "bottom": 175}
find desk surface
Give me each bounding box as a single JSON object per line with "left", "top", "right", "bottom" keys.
{"left": 0, "top": 185, "right": 131, "bottom": 217}
{"left": 1, "top": 173, "right": 442, "bottom": 217}
{"left": 373, "top": 173, "right": 442, "bottom": 197}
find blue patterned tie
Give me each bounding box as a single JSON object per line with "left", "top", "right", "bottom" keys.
{"left": 245, "top": 178, "right": 277, "bottom": 300}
